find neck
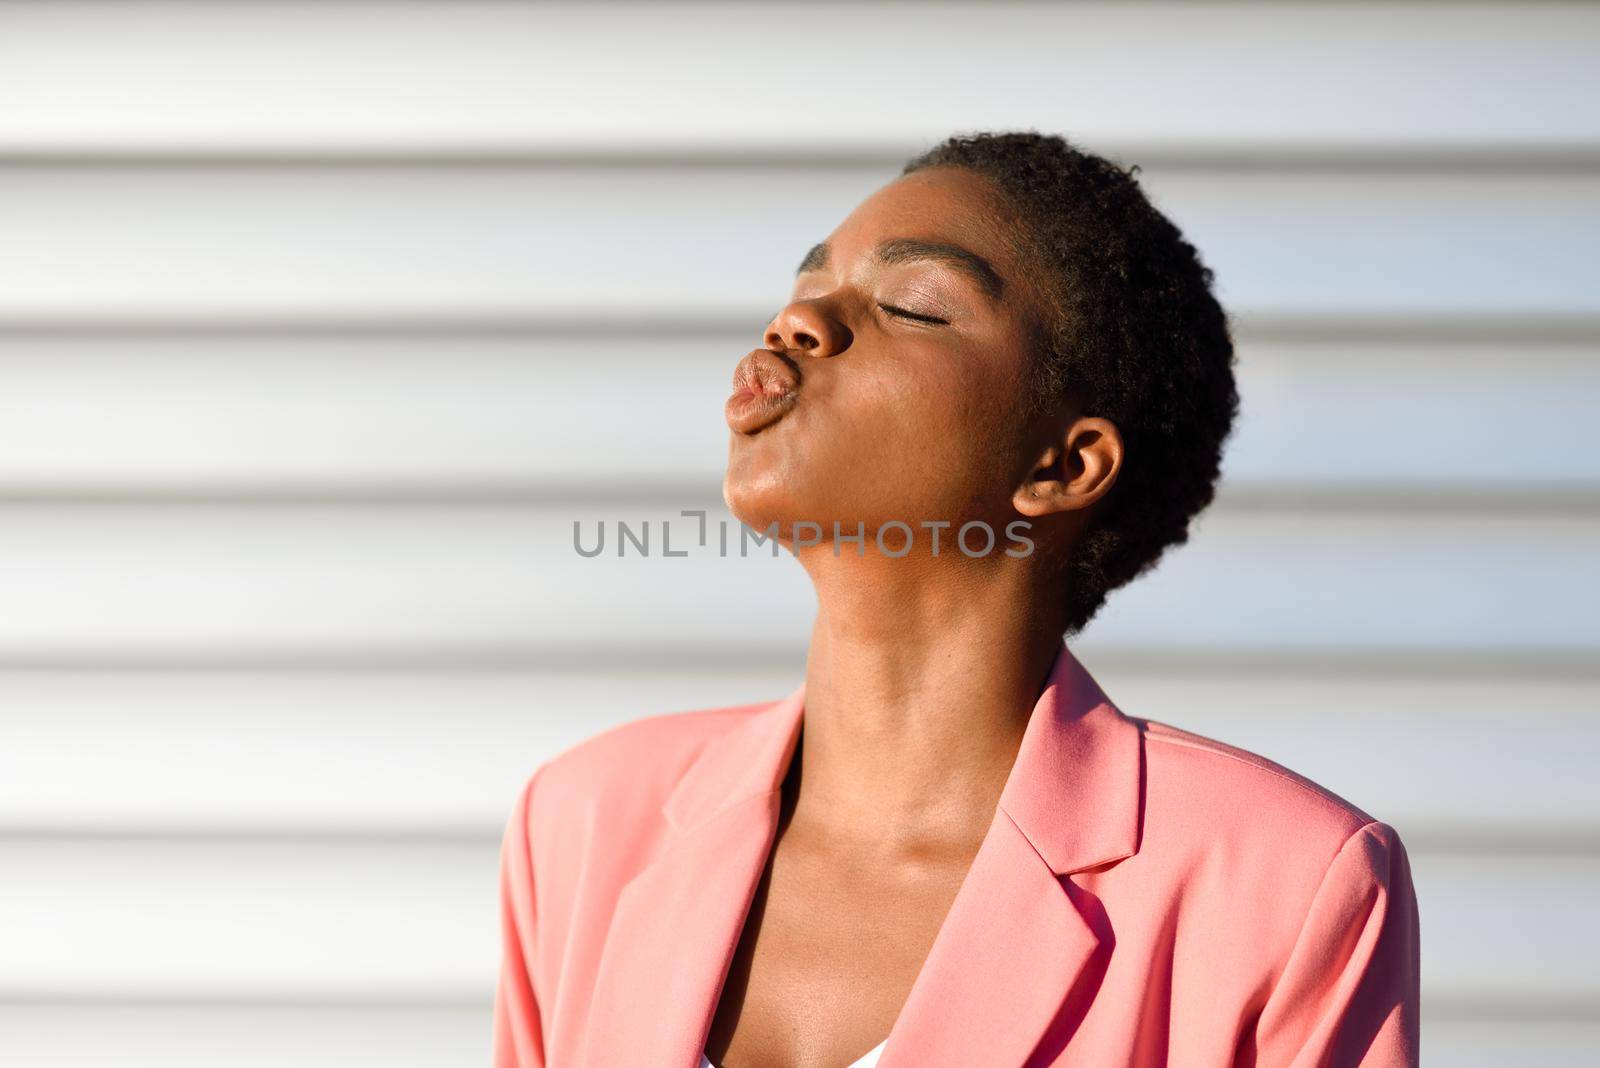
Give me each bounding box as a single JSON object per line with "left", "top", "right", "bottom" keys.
{"left": 786, "top": 545, "right": 1067, "bottom": 858}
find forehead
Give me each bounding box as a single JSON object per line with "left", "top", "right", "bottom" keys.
{"left": 827, "top": 167, "right": 1021, "bottom": 270}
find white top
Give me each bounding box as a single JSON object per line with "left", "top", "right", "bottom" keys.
{"left": 700, "top": 1037, "right": 887, "bottom": 1068}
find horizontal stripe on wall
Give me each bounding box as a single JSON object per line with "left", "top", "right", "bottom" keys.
{"left": 0, "top": 667, "right": 1594, "bottom": 841}
{"left": 1, "top": 1003, "right": 1594, "bottom": 1068}
{"left": 0, "top": 836, "right": 1592, "bottom": 1003}
{"left": 0, "top": 332, "right": 1594, "bottom": 498}
{"left": 0, "top": 164, "right": 1595, "bottom": 320}
{"left": 0, "top": 503, "right": 1593, "bottom": 657}
{"left": 1, "top": 2, "right": 1595, "bottom": 154}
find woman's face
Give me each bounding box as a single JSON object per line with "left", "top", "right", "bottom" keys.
{"left": 724, "top": 166, "right": 1055, "bottom": 543}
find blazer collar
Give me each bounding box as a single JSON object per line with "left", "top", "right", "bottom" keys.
{"left": 662, "top": 638, "right": 1142, "bottom": 875}
{"left": 581, "top": 640, "right": 1145, "bottom": 1067}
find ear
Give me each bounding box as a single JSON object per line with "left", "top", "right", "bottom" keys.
{"left": 1012, "top": 415, "right": 1123, "bottom": 518}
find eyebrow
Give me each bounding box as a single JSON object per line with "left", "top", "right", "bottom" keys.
{"left": 796, "top": 237, "right": 1006, "bottom": 302}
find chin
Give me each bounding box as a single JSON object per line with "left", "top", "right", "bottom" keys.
{"left": 723, "top": 470, "right": 850, "bottom": 549}
{"left": 722, "top": 465, "right": 792, "bottom": 537}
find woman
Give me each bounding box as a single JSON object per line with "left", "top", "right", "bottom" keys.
{"left": 493, "top": 131, "right": 1420, "bottom": 1067}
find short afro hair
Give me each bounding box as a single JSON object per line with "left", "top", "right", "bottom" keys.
{"left": 903, "top": 131, "right": 1240, "bottom": 635}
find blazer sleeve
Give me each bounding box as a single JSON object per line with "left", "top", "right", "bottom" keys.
{"left": 492, "top": 766, "right": 548, "bottom": 1068}
{"left": 1249, "top": 820, "right": 1422, "bottom": 1067}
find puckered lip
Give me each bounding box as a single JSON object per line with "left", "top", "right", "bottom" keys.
{"left": 726, "top": 348, "right": 801, "bottom": 434}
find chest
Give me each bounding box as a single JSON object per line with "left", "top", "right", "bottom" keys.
{"left": 704, "top": 835, "right": 976, "bottom": 1068}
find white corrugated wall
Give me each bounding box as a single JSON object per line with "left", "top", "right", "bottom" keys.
{"left": 0, "top": 2, "right": 1596, "bottom": 1064}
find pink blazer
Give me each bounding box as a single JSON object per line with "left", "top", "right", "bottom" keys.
{"left": 493, "top": 643, "right": 1420, "bottom": 1066}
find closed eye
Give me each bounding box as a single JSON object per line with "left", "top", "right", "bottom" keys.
{"left": 879, "top": 303, "right": 949, "bottom": 325}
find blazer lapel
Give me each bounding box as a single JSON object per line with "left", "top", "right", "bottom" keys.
{"left": 582, "top": 689, "right": 807, "bottom": 1068}
{"left": 876, "top": 642, "right": 1144, "bottom": 1067}
{"left": 581, "top": 641, "right": 1142, "bottom": 1068}
{"left": 875, "top": 802, "right": 1104, "bottom": 1067}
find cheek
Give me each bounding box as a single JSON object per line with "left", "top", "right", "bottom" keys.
{"left": 726, "top": 355, "right": 1026, "bottom": 529}
{"left": 868, "top": 370, "right": 1023, "bottom": 512}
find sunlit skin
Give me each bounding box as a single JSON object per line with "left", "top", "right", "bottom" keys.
{"left": 708, "top": 167, "right": 1126, "bottom": 1067}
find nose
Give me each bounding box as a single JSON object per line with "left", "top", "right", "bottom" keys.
{"left": 764, "top": 298, "right": 849, "bottom": 358}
